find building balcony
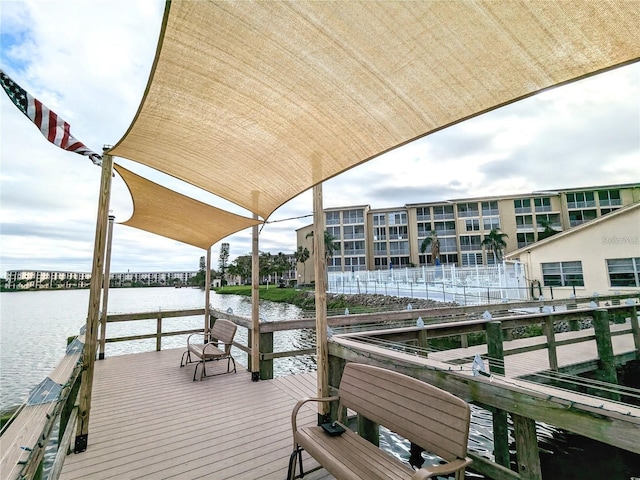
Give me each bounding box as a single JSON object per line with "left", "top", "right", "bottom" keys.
{"left": 435, "top": 229, "right": 456, "bottom": 236}
{"left": 389, "top": 249, "right": 410, "bottom": 255}
{"left": 482, "top": 209, "right": 500, "bottom": 216}
{"left": 460, "top": 244, "right": 482, "bottom": 251}
{"left": 514, "top": 207, "right": 532, "bottom": 214}
{"left": 534, "top": 206, "right": 552, "bottom": 213}
{"left": 416, "top": 214, "right": 431, "bottom": 221}
{"left": 600, "top": 199, "right": 622, "bottom": 207}
{"left": 342, "top": 233, "right": 365, "bottom": 240}
{"left": 343, "top": 249, "right": 366, "bottom": 255}
{"left": 567, "top": 201, "right": 596, "bottom": 209}
{"left": 433, "top": 213, "right": 455, "bottom": 220}
{"left": 457, "top": 211, "right": 479, "bottom": 218}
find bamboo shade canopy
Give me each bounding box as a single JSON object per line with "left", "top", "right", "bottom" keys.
{"left": 114, "top": 164, "right": 260, "bottom": 249}
{"left": 109, "top": 0, "right": 640, "bottom": 221}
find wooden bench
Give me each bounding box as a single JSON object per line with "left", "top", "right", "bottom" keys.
{"left": 287, "top": 363, "right": 472, "bottom": 480}
{"left": 179, "top": 319, "right": 237, "bottom": 381}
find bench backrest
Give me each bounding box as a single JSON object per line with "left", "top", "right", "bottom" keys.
{"left": 338, "top": 363, "right": 470, "bottom": 462}
{"left": 210, "top": 319, "right": 237, "bottom": 354}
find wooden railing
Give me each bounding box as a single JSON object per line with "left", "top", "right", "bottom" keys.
{"left": 325, "top": 303, "right": 640, "bottom": 480}
{"left": 1, "top": 293, "right": 638, "bottom": 479}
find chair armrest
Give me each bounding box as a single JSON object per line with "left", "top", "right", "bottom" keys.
{"left": 186, "top": 332, "right": 206, "bottom": 346}
{"left": 291, "top": 396, "right": 340, "bottom": 433}
{"left": 411, "top": 457, "right": 472, "bottom": 480}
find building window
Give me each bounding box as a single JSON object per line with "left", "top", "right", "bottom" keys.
{"left": 434, "top": 221, "right": 456, "bottom": 236}
{"left": 373, "top": 214, "right": 386, "bottom": 226}
{"left": 389, "top": 225, "right": 408, "bottom": 239}
{"left": 373, "top": 227, "right": 387, "bottom": 241}
{"left": 534, "top": 197, "right": 552, "bottom": 212}
{"left": 416, "top": 207, "right": 431, "bottom": 221}
{"left": 343, "top": 224, "right": 364, "bottom": 239}
{"left": 374, "top": 258, "right": 388, "bottom": 269}
{"left": 460, "top": 235, "right": 482, "bottom": 251}
{"left": 514, "top": 199, "right": 531, "bottom": 214}
{"left": 461, "top": 253, "right": 482, "bottom": 266}
{"left": 568, "top": 209, "right": 597, "bottom": 227}
{"left": 388, "top": 211, "right": 407, "bottom": 225}
{"left": 326, "top": 211, "right": 340, "bottom": 225}
{"left": 516, "top": 215, "right": 534, "bottom": 229}
{"left": 483, "top": 217, "right": 501, "bottom": 231}
{"left": 417, "top": 222, "right": 432, "bottom": 237}
{"left": 607, "top": 258, "right": 640, "bottom": 287}
{"left": 433, "top": 205, "right": 454, "bottom": 219}
{"left": 326, "top": 226, "right": 340, "bottom": 238}
{"left": 465, "top": 219, "right": 480, "bottom": 231}
{"left": 517, "top": 232, "right": 535, "bottom": 249}
{"left": 566, "top": 191, "right": 595, "bottom": 209}
{"left": 482, "top": 201, "right": 499, "bottom": 216}
{"left": 542, "top": 261, "right": 584, "bottom": 287}
{"left": 598, "top": 189, "right": 622, "bottom": 207}
{"left": 374, "top": 242, "right": 387, "bottom": 255}
{"left": 457, "top": 202, "right": 479, "bottom": 217}
{"left": 344, "top": 209, "right": 364, "bottom": 224}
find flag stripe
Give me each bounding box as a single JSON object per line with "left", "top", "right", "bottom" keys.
{"left": 0, "top": 69, "right": 102, "bottom": 166}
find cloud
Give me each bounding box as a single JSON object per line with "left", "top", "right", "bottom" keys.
{"left": 1, "top": 2, "right": 639, "bottom": 277}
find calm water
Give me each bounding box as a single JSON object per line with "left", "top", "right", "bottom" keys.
{"left": 1, "top": 288, "right": 638, "bottom": 479}
{"left": 0, "top": 287, "right": 307, "bottom": 410}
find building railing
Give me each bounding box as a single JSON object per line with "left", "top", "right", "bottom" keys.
{"left": 600, "top": 199, "right": 622, "bottom": 207}
{"left": 514, "top": 207, "right": 532, "bottom": 214}
{"left": 567, "top": 200, "right": 596, "bottom": 209}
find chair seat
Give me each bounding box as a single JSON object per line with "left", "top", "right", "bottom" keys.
{"left": 188, "top": 343, "right": 226, "bottom": 359}
{"left": 294, "top": 425, "right": 415, "bottom": 480}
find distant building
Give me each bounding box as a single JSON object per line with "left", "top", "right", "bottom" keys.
{"left": 295, "top": 183, "right": 640, "bottom": 285}
{"left": 4, "top": 270, "right": 198, "bottom": 290}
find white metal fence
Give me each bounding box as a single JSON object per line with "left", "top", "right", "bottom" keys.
{"left": 327, "top": 262, "right": 529, "bottom": 305}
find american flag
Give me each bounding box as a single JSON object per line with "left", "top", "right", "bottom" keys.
{"left": 0, "top": 69, "right": 102, "bottom": 166}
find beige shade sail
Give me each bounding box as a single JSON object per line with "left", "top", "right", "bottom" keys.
{"left": 114, "top": 163, "right": 261, "bottom": 250}
{"left": 109, "top": 1, "right": 640, "bottom": 220}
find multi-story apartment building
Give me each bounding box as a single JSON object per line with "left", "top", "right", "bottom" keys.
{"left": 4, "top": 270, "right": 198, "bottom": 289}
{"left": 295, "top": 183, "right": 640, "bottom": 284}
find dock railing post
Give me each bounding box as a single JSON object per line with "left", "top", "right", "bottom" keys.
{"left": 629, "top": 305, "right": 640, "bottom": 359}
{"left": 259, "top": 330, "right": 274, "bottom": 380}
{"left": 592, "top": 309, "right": 620, "bottom": 401}
{"left": 543, "top": 316, "right": 558, "bottom": 371}
{"left": 486, "top": 321, "right": 509, "bottom": 469}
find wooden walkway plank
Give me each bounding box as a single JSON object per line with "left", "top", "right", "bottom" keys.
{"left": 59, "top": 348, "right": 332, "bottom": 480}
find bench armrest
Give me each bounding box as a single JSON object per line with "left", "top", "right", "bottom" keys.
{"left": 291, "top": 396, "right": 340, "bottom": 434}
{"left": 411, "top": 457, "right": 473, "bottom": 480}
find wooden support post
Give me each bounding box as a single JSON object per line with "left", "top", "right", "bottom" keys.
{"left": 313, "top": 183, "right": 329, "bottom": 424}
{"left": 328, "top": 354, "right": 346, "bottom": 422}
{"left": 204, "top": 247, "right": 211, "bottom": 338}
{"left": 460, "top": 333, "right": 469, "bottom": 348}
{"left": 358, "top": 415, "right": 379, "bottom": 447}
{"left": 592, "top": 309, "right": 620, "bottom": 401}
{"left": 543, "top": 316, "right": 558, "bottom": 371}
{"left": 75, "top": 152, "right": 113, "bottom": 453}
{"left": 98, "top": 214, "right": 115, "bottom": 360}
{"left": 486, "top": 320, "right": 510, "bottom": 468}
{"left": 251, "top": 215, "right": 260, "bottom": 381}
{"left": 628, "top": 305, "right": 640, "bottom": 359}
{"left": 156, "top": 315, "right": 162, "bottom": 351}
{"left": 512, "top": 414, "right": 542, "bottom": 480}
{"left": 259, "top": 331, "right": 274, "bottom": 380}
{"left": 417, "top": 329, "right": 429, "bottom": 357}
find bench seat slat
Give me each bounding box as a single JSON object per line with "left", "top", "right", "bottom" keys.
{"left": 295, "top": 426, "right": 413, "bottom": 480}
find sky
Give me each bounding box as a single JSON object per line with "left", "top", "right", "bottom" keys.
{"left": 1, "top": 1, "right": 639, "bottom": 277}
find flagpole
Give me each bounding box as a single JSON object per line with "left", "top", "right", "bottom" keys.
{"left": 75, "top": 151, "right": 113, "bottom": 453}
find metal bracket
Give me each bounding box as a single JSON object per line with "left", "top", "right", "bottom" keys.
{"left": 26, "top": 377, "right": 62, "bottom": 406}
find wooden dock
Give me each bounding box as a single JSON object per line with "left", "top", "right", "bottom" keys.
{"left": 59, "top": 348, "right": 332, "bottom": 480}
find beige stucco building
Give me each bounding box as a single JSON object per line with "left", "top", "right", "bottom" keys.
{"left": 295, "top": 183, "right": 640, "bottom": 286}
{"left": 505, "top": 203, "right": 640, "bottom": 299}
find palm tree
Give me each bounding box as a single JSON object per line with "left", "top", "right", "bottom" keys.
{"left": 294, "top": 246, "right": 310, "bottom": 283}
{"left": 537, "top": 218, "right": 560, "bottom": 240}
{"left": 482, "top": 228, "right": 509, "bottom": 263}
{"left": 419, "top": 231, "right": 440, "bottom": 265}
{"left": 305, "top": 230, "right": 338, "bottom": 263}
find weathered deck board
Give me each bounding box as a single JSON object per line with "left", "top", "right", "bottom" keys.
{"left": 59, "top": 348, "right": 331, "bottom": 480}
